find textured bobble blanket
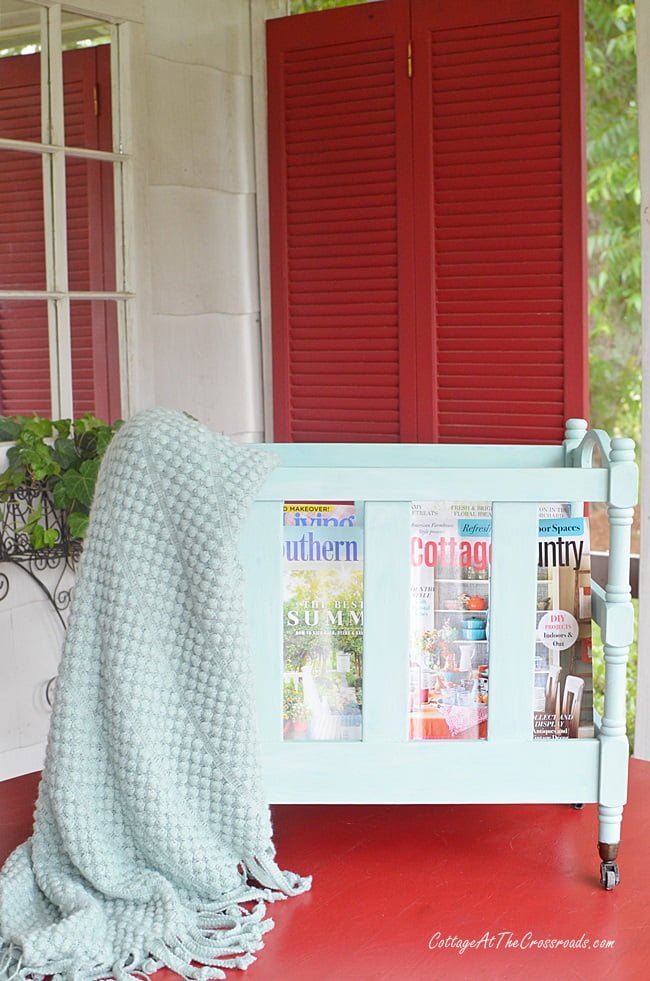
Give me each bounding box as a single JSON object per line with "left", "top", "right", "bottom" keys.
{"left": 0, "top": 408, "right": 310, "bottom": 981}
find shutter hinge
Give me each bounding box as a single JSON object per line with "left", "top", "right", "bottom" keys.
{"left": 93, "top": 84, "right": 99, "bottom": 117}
{"left": 407, "top": 40, "right": 413, "bottom": 79}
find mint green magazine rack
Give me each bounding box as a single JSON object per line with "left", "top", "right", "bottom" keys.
{"left": 242, "top": 420, "right": 638, "bottom": 889}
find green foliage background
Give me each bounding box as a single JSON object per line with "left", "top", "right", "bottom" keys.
{"left": 289, "top": 0, "right": 362, "bottom": 11}
{"left": 585, "top": 0, "right": 640, "bottom": 444}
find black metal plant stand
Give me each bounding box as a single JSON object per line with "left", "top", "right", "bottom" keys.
{"left": 0, "top": 484, "right": 81, "bottom": 631}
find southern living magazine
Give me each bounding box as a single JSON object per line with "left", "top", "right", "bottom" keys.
{"left": 409, "top": 502, "right": 491, "bottom": 740}
{"left": 409, "top": 502, "right": 594, "bottom": 741}
{"left": 282, "top": 502, "right": 363, "bottom": 741}
{"left": 534, "top": 504, "right": 594, "bottom": 739}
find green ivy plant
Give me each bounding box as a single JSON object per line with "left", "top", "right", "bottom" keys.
{"left": 0, "top": 413, "right": 122, "bottom": 549}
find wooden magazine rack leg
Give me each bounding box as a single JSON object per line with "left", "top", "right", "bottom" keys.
{"left": 597, "top": 437, "right": 636, "bottom": 889}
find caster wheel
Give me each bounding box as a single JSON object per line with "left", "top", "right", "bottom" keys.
{"left": 600, "top": 861, "right": 620, "bottom": 890}
{"left": 571, "top": 803, "right": 585, "bottom": 810}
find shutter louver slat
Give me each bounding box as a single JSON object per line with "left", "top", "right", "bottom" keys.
{"left": 428, "top": 12, "right": 569, "bottom": 443}
{"left": 0, "top": 63, "right": 50, "bottom": 415}
{"left": 65, "top": 80, "right": 95, "bottom": 415}
{"left": 270, "top": 23, "right": 406, "bottom": 442}
{"left": 0, "top": 301, "right": 51, "bottom": 416}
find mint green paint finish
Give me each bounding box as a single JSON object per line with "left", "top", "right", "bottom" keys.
{"left": 243, "top": 420, "right": 637, "bottom": 862}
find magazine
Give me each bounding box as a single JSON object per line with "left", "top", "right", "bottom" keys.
{"left": 534, "top": 505, "right": 594, "bottom": 739}
{"left": 409, "top": 502, "right": 491, "bottom": 741}
{"left": 282, "top": 502, "right": 363, "bottom": 741}
{"left": 409, "top": 502, "right": 594, "bottom": 741}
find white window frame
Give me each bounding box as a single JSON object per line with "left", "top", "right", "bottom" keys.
{"left": 0, "top": 1, "right": 136, "bottom": 420}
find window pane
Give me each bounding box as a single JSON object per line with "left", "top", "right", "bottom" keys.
{"left": 66, "top": 155, "right": 116, "bottom": 292}
{"left": 0, "top": 3, "right": 42, "bottom": 143}
{"left": 0, "top": 148, "right": 46, "bottom": 290}
{"left": 61, "top": 11, "right": 111, "bottom": 52}
{"left": 70, "top": 299, "right": 121, "bottom": 422}
{"left": 63, "top": 23, "right": 111, "bottom": 153}
{"left": 0, "top": 298, "right": 51, "bottom": 416}
{"left": 289, "top": 1, "right": 380, "bottom": 11}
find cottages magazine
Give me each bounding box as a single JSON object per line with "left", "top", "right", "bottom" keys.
{"left": 409, "top": 502, "right": 491, "bottom": 740}
{"left": 409, "top": 502, "right": 593, "bottom": 741}
{"left": 282, "top": 502, "right": 363, "bottom": 741}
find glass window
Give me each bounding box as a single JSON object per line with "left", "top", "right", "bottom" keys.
{"left": 0, "top": 148, "right": 47, "bottom": 291}
{"left": 0, "top": 297, "right": 51, "bottom": 415}
{"left": 289, "top": 1, "right": 379, "bottom": 12}
{"left": 62, "top": 12, "right": 111, "bottom": 153}
{"left": 0, "top": 1, "right": 42, "bottom": 143}
{"left": 0, "top": 3, "right": 127, "bottom": 422}
{"left": 70, "top": 298, "right": 121, "bottom": 421}
{"left": 66, "top": 156, "right": 116, "bottom": 292}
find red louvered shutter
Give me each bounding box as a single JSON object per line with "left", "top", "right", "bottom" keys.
{"left": 267, "top": 1, "right": 418, "bottom": 442}
{"left": 412, "top": 0, "right": 587, "bottom": 443}
{"left": 0, "top": 53, "right": 50, "bottom": 416}
{"left": 63, "top": 44, "right": 120, "bottom": 422}
{"left": 0, "top": 45, "right": 120, "bottom": 421}
{"left": 267, "top": 0, "right": 587, "bottom": 444}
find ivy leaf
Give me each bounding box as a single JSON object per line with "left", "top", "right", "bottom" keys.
{"left": 52, "top": 437, "right": 81, "bottom": 471}
{"left": 0, "top": 469, "right": 24, "bottom": 499}
{"left": 53, "top": 418, "right": 72, "bottom": 438}
{"left": 28, "top": 522, "right": 59, "bottom": 550}
{"left": 74, "top": 413, "right": 104, "bottom": 432}
{"left": 21, "top": 415, "right": 54, "bottom": 441}
{"left": 20, "top": 501, "right": 43, "bottom": 534}
{"left": 52, "top": 477, "right": 72, "bottom": 511}
{"left": 0, "top": 417, "right": 23, "bottom": 442}
{"left": 75, "top": 429, "right": 98, "bottom": 459}
{"left": 95, "top": 422, "right": 121, "bottom": 456}
{"left": 58, "top": 457, "right": 101, "bottom": 508}
{"left": 43, "top": 527, "right": 59, "bottom": 547}
{"left": 16, "top": 502, "right": 58, "bottom": 549}
{"left": 28, "top": 523, "right": 46, "bottom": 549}
{"left": 17, "top": 442, "right": 60, "bottom": 482}
{"left": 67, "top": 509, "right": 90, "bottom": 540}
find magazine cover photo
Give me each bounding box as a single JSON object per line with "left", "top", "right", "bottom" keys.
{"left": 282, "top": 502, "right": 363, "bottom": 741}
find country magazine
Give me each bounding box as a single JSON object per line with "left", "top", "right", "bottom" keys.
{"left": 534, "top": 504, "right": 594, "bottom": 739}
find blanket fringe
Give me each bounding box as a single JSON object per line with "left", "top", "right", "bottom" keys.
{"left": 0, "top": 893, "right": 285, "bottom": 981}
{"left": 0, "top": 944, "right": 21, "bottom": 981}
{"left": 0, "top": 854, "right": 311, "bottom": 981}
{"left": 246, "top": 853, "right": 312, "bottom": 898}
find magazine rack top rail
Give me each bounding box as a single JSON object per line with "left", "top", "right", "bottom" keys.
{"left": 242, "top": 419, "right": 637, "bottom": 889}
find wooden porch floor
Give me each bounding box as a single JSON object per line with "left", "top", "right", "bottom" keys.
{"left": 2, "top": 760, "right": 649, "bottom": 980}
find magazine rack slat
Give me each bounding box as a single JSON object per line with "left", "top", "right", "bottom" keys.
{"left": 242, "top": 420, "right": 637, "bottom": 890}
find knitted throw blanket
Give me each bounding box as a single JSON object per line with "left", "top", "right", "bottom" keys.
{"left": 0, "top": 409, "right": 310, "bottom": 981}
